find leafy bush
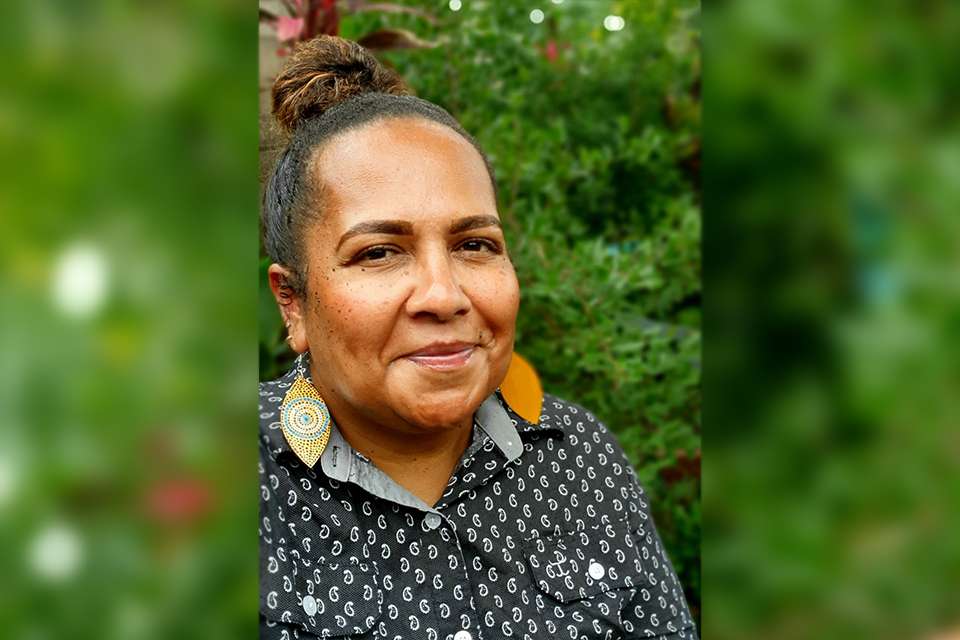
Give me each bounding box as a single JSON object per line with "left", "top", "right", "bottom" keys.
{"left": 260, "top": 0, "right": 700, "bottom": 618}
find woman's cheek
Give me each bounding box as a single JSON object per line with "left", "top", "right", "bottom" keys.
{"left": 496, "top": 264, "right": 521, "bottom": 318}
{"left": 335, "top": 280, "right": 403, "bottom": 337}
{"left": 476, "top": 269, "right": 519, "bottom": 331}
{"left": 313, "top": 283, "right": 366, "bottom": 339}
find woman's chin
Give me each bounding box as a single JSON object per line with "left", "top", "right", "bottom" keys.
{"left": 385, "top": 361, "right": 493, "bottom": 429}
{"left": 395, "top": 387, "right": 484, "bottom": 430}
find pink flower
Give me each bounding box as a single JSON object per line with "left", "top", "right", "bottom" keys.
{"left": 276, "top": 16, "right": 304, "bottom": 42}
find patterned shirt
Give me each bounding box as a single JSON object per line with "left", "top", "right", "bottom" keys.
{"left": 259, "top": 365, "right": 697, "bottom": 640}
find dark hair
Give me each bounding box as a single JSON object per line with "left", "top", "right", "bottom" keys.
{"left": 262, "top": 36, "right": 497, "bottom": 296}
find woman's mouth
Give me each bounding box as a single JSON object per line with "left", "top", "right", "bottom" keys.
{"left": 403, "top": 342, "right": 476, "bottom": 371}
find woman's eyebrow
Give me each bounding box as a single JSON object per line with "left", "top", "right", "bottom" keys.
{"left": 337, "top": 220, "right": 413, "bottom": 249}
{"left": 449, "top": 215, "right": 502, "bottom": 234}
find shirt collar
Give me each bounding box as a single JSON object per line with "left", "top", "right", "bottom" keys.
{"left": 475, "top": 393, "right": 525, "bottom": 461}
{"left": 314, "top": 392, "right": 527, "bottom": 476}
{"left": 319, "top": 423, "right": 434, "bottom": 512}
{"left": 318, "top": 422, "right": 352, "bottom": 482}
{"left": 311, "top": 393, "right": 529, "bottom": 514}
{"left": 261, "top": 359, "right": 562, "bottom": 470}
{"left": 496, "top": 388, "right": 564, "bottom": 437}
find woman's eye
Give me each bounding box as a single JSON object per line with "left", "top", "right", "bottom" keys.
{"left": 357, "top": 246, "right": 395, "bottom": 262}
{"left": 458, "top": 239, "right": 499, "bottom": 253}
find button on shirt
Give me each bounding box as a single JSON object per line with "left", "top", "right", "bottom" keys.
{"left": 259, "top": 366, "right": 698, "bottom": 639}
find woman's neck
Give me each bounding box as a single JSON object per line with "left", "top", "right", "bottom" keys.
{"left": 322, "top": 395, "right": 473, "bottom": 507}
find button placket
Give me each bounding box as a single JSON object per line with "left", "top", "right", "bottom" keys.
{"left": 446, "top": 521, "right": 484, "bottom": 640}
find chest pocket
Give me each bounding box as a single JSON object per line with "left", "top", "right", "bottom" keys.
{"left": 523, "top": 520, "right": 645, "bottom": 603}
{"left": 260, "top": 560, "right": 383, "bottom": 638}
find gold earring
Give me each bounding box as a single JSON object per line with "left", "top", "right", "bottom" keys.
{"left": 279, "top": 353, "right": 331, "bottom": 467}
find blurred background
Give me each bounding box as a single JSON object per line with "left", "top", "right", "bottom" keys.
{"left": 704, "top": 1, "right": 960, "bottom": 638}
{"left": 257, "top": 0, "right": 702, "bottom": 622}
{"left": 11, "top": 0, "right": 957, "bottom": 638}
{"left": 0, "top": 1, "right": 258, "bottom": 638}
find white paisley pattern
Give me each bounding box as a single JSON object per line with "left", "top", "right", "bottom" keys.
{"left": 259, "top": 365, "right": 698, "bottom": 640}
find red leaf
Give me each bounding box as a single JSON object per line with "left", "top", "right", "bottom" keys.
{"left": 145, "top": 478, "right": 214, "bottom": 524}
{"left": 545, "top": 40, "right": 559, "bottom": 62}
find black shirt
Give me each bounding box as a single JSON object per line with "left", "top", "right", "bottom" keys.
{"left": 259, "top": 365, "right": 697, "bottom": 639}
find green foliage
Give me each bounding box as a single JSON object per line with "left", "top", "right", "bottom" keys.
{"left": 704, "top": 2, "right": 960, "bottom": 638}
{"left": 3, "top": 2, "right": 257, "bottom": 638}
{"left": 261, "top": 0, "right": 701, "bottom": 617}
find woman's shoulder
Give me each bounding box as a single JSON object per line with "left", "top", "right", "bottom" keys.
{"left": 536, "top": 392, "right": 612, "bottom": 437}
{"left": 258, "top": 379, "right": 285, "bottom": 424}
{"left": 259, "top": 367, "right": 296, "bottom": 398}
{"left": 258, "top": 367, "right": 300, "bottom": 420}
{"left": 258, "top": 371, "right": 300, "bottom": 459}
{"left": 532, "top": 393, "right": 636, "bottom": 468}
{"left": 525, "top": 392, "right": 651, "bottom": 519}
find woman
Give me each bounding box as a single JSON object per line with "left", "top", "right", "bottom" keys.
{"left": 260, "top": 36, "right": 697, "bottom": 640}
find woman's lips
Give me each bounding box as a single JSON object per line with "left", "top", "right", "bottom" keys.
{"left": 403, "top": 343, "right": 476, "bottom": 371}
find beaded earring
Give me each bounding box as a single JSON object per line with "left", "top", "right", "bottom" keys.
{"left": 279, "top": 352, "right": 331, "bottom": 467}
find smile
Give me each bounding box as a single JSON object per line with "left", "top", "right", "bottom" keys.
{"left": 403, "top": 343, "right": 476, "bottom": 371}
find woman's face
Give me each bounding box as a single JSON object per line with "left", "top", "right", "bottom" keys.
{"left": 285, "top": 117, "right": 519, "bottom": 434}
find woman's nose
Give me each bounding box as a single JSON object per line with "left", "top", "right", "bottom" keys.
{"left": 404, "top": 254, "right": 471, "bottom": 322}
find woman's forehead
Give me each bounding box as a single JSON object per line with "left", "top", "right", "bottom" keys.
{"left": 312, "top": 118, "right": 497, "bottom": 230}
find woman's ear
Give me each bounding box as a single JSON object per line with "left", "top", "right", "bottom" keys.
{"left": 267, "top": 263, "right": 308, "bottom": 353}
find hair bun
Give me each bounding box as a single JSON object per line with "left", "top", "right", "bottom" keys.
{"left": 272, "top": 35, "right": 408, "bottom": 134}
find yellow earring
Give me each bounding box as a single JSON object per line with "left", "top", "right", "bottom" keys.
{"left": 280, "top": 353, "right": 331, "bottom": 467}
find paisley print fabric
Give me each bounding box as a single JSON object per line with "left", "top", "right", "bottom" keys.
{"left": 259, "top": 364, "right": 697, "bottom": 639}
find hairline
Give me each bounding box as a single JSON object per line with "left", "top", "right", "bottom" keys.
{"left": 306, "top": 112, "right": 495, "bottom": 191}
{"left": 305, "top": 113, "right": 498, "bottom": 218}
{"left": 264, "top": 93, "right": 499, "bottom": 297}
